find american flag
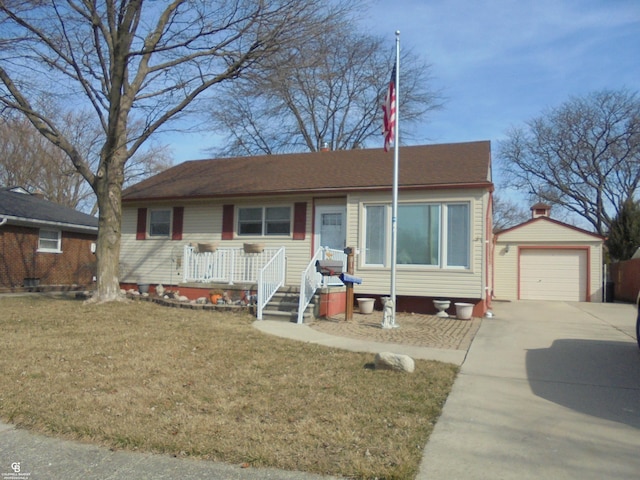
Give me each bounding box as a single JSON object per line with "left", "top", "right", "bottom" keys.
{"left": 382, "top": 64, "right": 396, "bottom": 152}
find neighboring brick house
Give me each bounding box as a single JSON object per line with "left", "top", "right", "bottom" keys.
{"left": 0, "top": 187, "right": 98, "bottom": 290}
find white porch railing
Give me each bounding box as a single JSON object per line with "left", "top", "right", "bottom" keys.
{"left": 296, "top": 247, "right": 346, "bottom": 324}
{"left": 183, "top": 244, "right": 282, "bottom": 284}
{"left": 257, "top": 247, "right": 286, "bottom": 320}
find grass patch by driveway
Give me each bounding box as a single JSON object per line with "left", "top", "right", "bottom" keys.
{"left": 0, "top": 296, "right": 457, "bottom": 479}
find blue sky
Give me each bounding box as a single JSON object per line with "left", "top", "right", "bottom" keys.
{"left": 169, "top": 0, "right": 639, "bottom": 191}
{"left": 364, "top": 0, "right": 639, "bottom": 152}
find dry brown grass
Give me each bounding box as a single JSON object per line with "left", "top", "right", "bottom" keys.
{"left": 0, "top": 295, "right": 457, "bottom": 479}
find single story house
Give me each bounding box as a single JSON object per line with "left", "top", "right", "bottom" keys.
{"left": 120, "top": 141, "right": 494, "bottom": 319}
{"left": 493, "top": 203, "right": 604, "bottom": 302}
{"left": 0, "top": 186, "right": 98, "bottom": 291}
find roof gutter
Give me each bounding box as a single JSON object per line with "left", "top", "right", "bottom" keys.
{"left": 0, "top": 214, "right": 97, "bottom": 233}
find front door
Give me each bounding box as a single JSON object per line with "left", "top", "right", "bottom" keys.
{"left": 315, "top": 206, "right": 347, "bottom": 286}
{"left": 316, "top": 206, "right": 346, "bottom": 251}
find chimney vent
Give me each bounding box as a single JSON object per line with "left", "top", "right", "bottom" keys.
{"left": 320, "top": 142, "right": 329, "bottom": 152}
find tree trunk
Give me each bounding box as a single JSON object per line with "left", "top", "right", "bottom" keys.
{"left": 90, "top": 162, "right": 125, "bottom": 303}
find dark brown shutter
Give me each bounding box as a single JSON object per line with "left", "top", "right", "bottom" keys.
{"left": 222, "top": 204, "right": 234, "bottom": 240}
{"left": 136, "top": 208, "right": 147, "bottom": 240}
{"left": 293, "top": 202, "right": 306, "bottom": 240}
{"left": 172, "top": 207, "right": 184, "bottom": 240}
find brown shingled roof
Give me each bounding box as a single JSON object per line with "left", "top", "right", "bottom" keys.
{"left": 122, "top": 141, "right": 492, "bottom": 202}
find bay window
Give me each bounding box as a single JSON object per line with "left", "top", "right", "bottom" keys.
{"left": 363, "top": 202, "right": 471, "bottom": 268}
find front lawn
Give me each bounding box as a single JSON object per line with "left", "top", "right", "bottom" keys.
{"left": 0, "top": 296, "right": 457, "bottom": 479}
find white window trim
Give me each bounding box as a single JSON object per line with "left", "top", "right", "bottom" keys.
{"left": 362, "top": 204, "right": 387, "bottom": 267}
{"left": 148, "top": 208, "right": 172, "bottom": 238}
{"left": 443, "top": 202, "right": 471, "bottom": 269}
{"left": 237, "top": 205, "right": 292, "bottom": 237}
{"left": 38, "top": 229, "right": 62, "bottom": 253}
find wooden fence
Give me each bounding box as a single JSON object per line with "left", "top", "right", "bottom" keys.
{"left": 610, "top": 258, "right": 640, "bottom": 303}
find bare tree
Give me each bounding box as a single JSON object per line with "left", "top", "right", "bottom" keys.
{"left": 0, "top": 110, "right": 171, "bottom": 213}
{"left": 208, "top": 27, "right": 443, "bottom": 156}
{"left": 492, "top": 194, "right": 529, "bottom": 232}
{"left": 498, "top": 89, "right": 640, "bottom": 236}
{"left": 0, "top": 0, "right": 349, "bottom": 302}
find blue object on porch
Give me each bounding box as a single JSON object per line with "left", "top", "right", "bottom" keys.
{"left": 339, "top": 273, "right": 362, "bottom": 285}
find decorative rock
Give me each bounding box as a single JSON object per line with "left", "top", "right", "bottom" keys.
{"left": 196, "top": 297, "right": 208, "bottom": 304}
{"left": 178, "top": 295, "right": 189, "bottom": 302}
{"left": 374, "top": 352, "right": 415, "bottom": 373}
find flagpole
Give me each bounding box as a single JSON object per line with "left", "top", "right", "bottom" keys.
{"left": 390, "top": 31, "right": 400, "bottom": 328}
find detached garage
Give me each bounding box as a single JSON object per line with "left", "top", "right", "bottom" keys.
{"left": 494, "top": 204, "right": 604, "bottom": 302}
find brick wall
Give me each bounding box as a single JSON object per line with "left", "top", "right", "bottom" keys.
{"left": 610, "top": 258, "right": 640, "bottom": 303}
{"left": 0, "top": 225, "right": 97, "bottom": 289}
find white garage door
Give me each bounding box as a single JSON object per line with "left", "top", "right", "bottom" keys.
{"left": 520, "top": 249, "right": 587, "bottom": 301}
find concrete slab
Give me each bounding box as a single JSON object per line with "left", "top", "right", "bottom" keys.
{"left": 417, "top": 301, "right": 640, "bottom": 480}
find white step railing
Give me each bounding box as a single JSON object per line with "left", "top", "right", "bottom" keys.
{"left": 297, "top": 248, "right": 324, "bottom": 324}
{"left": 257, "top": 247, "right": 286, "bottom": 320}
{"left": 296, "top": 247, "right": 346, "bottom": 324}
{"left": 183, "top": 244, "right": 282, "bottom": 285}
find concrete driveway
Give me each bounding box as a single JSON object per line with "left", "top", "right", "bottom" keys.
{"left": 417, "top": 300, "right": 640, "bottom": 480}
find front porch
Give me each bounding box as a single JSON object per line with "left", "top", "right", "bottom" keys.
{"left": 175, "top": 244, "right": 347, "bottom": 321}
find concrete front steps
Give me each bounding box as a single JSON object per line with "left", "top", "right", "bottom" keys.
{"left": 260, "top": 286, "right": 319, "bottom": 323}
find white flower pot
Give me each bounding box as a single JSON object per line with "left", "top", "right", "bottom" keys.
{"left": 455, "top": 302, "right": 474, "bottom": 320}
{"left": 357, "top": 298, "right": 375, "bottom": 315}
{"left": 433, "top": 299, "right": 450, "bottom": 318}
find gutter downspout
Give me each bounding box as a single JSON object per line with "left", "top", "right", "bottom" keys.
{"left": 0, "top": 217, "right": 7, "bottom": 226}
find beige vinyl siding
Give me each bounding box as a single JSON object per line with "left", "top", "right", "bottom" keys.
{"left": 494, "top": 219, "right": 603, "bottom": 302}
{"left": 494, "top": 244, "right": 518, "bottom": 300}
{"left": 120, "top": 197, "right": 314, "bottom": 286}
{"left": 346, "top": 189, "right": 489, "bottom": 299}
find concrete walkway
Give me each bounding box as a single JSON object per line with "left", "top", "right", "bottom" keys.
{"left": 253, "top": 317, "right": 472, "bottom": 365}
{"left": 416, "top": 301, "right": 640, "bottom": 480}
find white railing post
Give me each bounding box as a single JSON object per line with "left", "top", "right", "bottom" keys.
{"left": 257, "top": 247, "right": 286, "bottom": 320}
{"left": 297, "top": 248, "right": 324, "bottom": 324}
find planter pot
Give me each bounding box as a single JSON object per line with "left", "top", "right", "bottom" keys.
{"left": 138, "top": 283, "right": 150, "bottom": 294}
{"left": 210, "top": 294, "right": 222, "bottom": 304}
{"left": 243, "top": 243, "right": 264, "bottom": 254}
{"left": 433, "top": 299, "right": 450, "bottom": 318}
{"left": 455, "top": 302, "right": 474, "bottom": 320}
{"left": 197, "top": 243, "right": 217, "bottom": 253}
{"left": 357, "top": 298, "right": 375, "bottom": 315}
